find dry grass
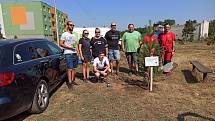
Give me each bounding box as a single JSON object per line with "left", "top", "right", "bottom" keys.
{"left": 13, "top": 42, "right": 215, "bottom": 121}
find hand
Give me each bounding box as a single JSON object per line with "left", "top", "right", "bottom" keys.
{"left": 100, "top": 71, "right": 106, "bottom": 74}
{"left": 172, "top": 51, "right": 175, "bottom": 55}
{"left": 81, "top": 56, "right": 84, "bottom": 61}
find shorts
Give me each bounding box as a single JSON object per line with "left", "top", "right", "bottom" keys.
{"left": 65, "top": 53, "right": 78, "bottom": 69}
{"left": 108, "top": 49, "right": 120, "bottom": 61}
{"left": 125, "top": 52, "right": 138, "bottom": 65}
{"left": 82, "top": 54, "right": 92, "bottom": 63}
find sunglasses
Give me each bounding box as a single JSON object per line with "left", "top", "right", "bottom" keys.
{"left": 111, "top": 25, "right": 116, "bottom": 26}
{"left": 84, "top": 33, "right": 89, "bottom": 35}
{"left": 69, "top": 24, "right": 75, "bottom": 26}
{"left": 95, "top": 31, "right": 100, "bottom": 33}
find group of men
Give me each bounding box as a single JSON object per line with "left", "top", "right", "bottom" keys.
{"left": 60, "top": 20, "right": 176, "bottom": 88}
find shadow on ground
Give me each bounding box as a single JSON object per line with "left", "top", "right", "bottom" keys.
{"left": 119, "top": 66, "right": 130, "bottom": 74}
{"left": 123, "top": 77, "right": 149, "bottom": 90}
{"left": 181, "top": 70, "right": 198, "bottom": 83}
{"left": 177, "top": 112, "right": 215, "bottom": 121}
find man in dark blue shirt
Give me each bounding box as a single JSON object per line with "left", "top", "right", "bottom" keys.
{"left": 105, "top": 22, "right": 121, "bottom": 75}
{"left": 90, "top": 28, "right": 108, "bottom": 58}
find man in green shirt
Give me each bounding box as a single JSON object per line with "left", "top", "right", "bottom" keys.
{"left": 122, "top": 24, "right": 142, "bottom": 74}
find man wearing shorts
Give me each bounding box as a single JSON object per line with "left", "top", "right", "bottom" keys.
{"left": 121, "top": 24, "right": 142, "bottom": 75}
{"left": 60, "top": 21, "right": 79, "bottom": 88}
{"left": 105, "top": 22, "right": 121, "bottom": 75}
{"left": 93, "top": 52, "right": 111, "bottom": 84}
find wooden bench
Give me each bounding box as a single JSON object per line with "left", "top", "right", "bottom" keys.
{"left": 190, "top": 61, "right": 212, "bottom": 82}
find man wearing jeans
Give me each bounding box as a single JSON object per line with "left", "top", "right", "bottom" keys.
{"left": 105, "top": 22, "right": 121, "bottom": 75}
{"left": 121, "top": 24, "right": 142, "bottom": 75}
{"left": 60, "top": 21, "right": 79, "bottom": 89}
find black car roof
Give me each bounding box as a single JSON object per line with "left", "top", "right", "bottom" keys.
{"left": 0, "top": 38, "right": 49, "bottom": 46}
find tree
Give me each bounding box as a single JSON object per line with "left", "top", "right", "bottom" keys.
{"left": 209, "top": 20, "right": 215, "bottom": 39}
{"left": 156, "top": 19, "right": 176, "bottom": 26}
{"left": 120, "top": 26, "right": 152, "bottom": 37}
{"left": 182, "top": 20, "right": 196, "bottom": 42}
{"left": 164, "top": 19, "right": 176, "bottom": 26}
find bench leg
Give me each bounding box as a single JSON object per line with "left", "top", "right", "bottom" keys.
{"left": 192, "top": 65, "right": 196, "bottom": 72}
{"left": 203, "top": 73, "right": 208, "bottom": 82}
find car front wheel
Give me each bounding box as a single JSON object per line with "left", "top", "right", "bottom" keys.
{"left": 29, "top": 79, "right": 49, "bottom": 113}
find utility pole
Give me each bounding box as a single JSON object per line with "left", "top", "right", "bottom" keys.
{"left": 54, "top": 0, "right": 59, "bottom": 45}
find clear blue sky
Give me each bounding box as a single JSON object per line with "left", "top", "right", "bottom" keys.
{"left": 43, "top": 0, "right": 215, "bottom": 30}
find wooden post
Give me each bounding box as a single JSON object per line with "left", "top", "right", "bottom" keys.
{"left": 150, "top": 67, "right": 153, "bottom": 92}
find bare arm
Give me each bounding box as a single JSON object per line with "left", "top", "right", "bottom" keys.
{"left": 60, "top": 40, "right": 72, "bottom": 49}
{"left": 104, "top": 64, "right": 110, "bottom": 72}
{"left": 105, "top": 47, "right": 108, "bottom": 56}
{"left": 121, "top": 40, "right": 125, "bottom": 52}
{"left": 78, "top": 44, "right": 84, "bottom": 60}
{"left": 93, "top": 65, "right": 99, "bottom": 72}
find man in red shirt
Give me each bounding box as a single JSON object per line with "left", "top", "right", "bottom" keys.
{"left": 159, "top": 24, "right": 176, "bottom": 65}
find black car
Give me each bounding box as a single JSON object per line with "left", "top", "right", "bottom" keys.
{"left": 0, "top": 38, "right": 67, "bottom": 120}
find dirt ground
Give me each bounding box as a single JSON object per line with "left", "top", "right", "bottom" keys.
{"left": 9, "top": 42, "right": 215, "bottom": 121}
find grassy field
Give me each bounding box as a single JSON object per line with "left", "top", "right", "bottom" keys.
{"left": 8, "top": 42, "right": 215, "bottom": 121}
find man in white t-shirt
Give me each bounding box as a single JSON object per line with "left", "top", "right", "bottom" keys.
{"left": 60, "top": 21, "right": 79, "bottom": 89}
{"left": 93, "top": 52, "right": 111, "bottom": 82}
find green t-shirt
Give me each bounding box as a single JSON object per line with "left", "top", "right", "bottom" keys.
{"left": 122, "top": 31, "right": 142, "bottom": 52}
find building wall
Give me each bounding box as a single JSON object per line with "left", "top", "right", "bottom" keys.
{"left": 171, "top": 25, "right": 184, "bottom": 40}
{"left": 41, "top": 2, "right": 52, "bottom": 37}
{"left": 171, "top": 22, "right": 207, "bottom": 41}
{"left": 1, "top": 1, "right": 44, "bottom": 38}
{"left": 0, "top": 4, "right": 6, "bottom": 38}
{"left": 50, "top": 7, "right": 68, "bottom": 41}
{"left": 0, "top": 1, "right": 68, "bottom": 41}
{"left": 200, "top": 20, "right": 209, "bottom": 38}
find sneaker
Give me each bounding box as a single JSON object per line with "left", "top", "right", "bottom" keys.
{"left": 128, "top": 70, "right": 133, "bottom": 76}
{"left": 66, "top": 82, "right": 73, "bottom": 89}
{"left": 134, "top": 70, "right": 139, "bottom": 76}
{"left": 71, "top": 81, "right": 79, "bottom": 85}
{"left": 83, "top": 78, "right": 88, "bottom": 83}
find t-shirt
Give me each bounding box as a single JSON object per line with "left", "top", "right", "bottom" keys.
{"left": 159, "top": 31, "right": 176, "bottom": 52}
{"left": 79, "top": 37, "right": 91, "bottom": 55}
{"left": 90, "top": 37, "right": 108, "bottom": 58}
{"left": 121, "top": 31, "right": 142, "bottom": 52}
{"left": 93, "top": 57, "right": 109, "bottom": 69}
{"left": 60, "top": 32, "right": 78, "bottom": 54}
{"left": 144, "top": 35, "right": 158, "bottom": 45}
{"left": 105, "top": 30, "right": 120, "bottom": 50}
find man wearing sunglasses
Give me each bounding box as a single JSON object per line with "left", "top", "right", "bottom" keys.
{"left": 105, "top": 22, "right": 121, "bottom": 75}
{"left": 90, "top": 28, "right": 108, "bottom": 58}
{"left": 60, "top": 21, "right": 79, "bottom": 89}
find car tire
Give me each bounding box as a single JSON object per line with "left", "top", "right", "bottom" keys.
{"left": 29, "top": 79, "right": 49, "bottom": 113}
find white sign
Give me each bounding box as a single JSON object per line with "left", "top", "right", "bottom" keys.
{"left": 145, "top": 56, "right": 159, "bottom": 67}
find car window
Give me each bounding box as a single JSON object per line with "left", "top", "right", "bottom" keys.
{"left": 31, "top": 41, "right": 53, "bottom": 58}
{"left": 14, "top": 42, "right": 35, "bottom": 64}
{"left": 46, "top": 41, "right": 62, "bottom": 55}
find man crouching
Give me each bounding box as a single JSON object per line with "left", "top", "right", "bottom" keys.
{"left": 93, "top": 52, "right": 111, "bottom": 86}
